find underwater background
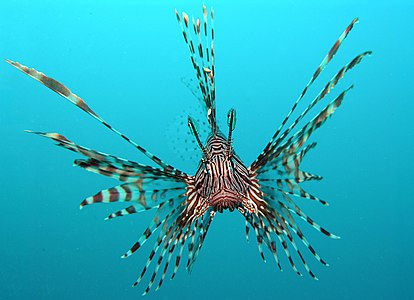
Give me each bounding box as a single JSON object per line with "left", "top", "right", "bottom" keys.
{"left": 0, "top": 0, "right": 412, "bottom": 299}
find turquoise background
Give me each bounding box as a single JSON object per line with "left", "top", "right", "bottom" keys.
{"left": 0, "top": 1, "right": 412, "bottom": 299}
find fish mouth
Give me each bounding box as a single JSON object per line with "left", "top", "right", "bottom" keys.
{"left": 209, "top": 189, "right": 242, "bottom": 212}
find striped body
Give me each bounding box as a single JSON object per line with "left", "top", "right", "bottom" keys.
{"left": 186, "top": 134, "right": 260, "bottom": 218}
{"left": 7, "top": 4, "right": 371, "bottom": 295}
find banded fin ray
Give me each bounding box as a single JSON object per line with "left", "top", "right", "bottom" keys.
{"left": 269, "top": 194, "right": 340, "bottom": 239}
{"left": 244, "top": 201, "right": 327, "bottom": 279}
{"left": 125, "top": 198, "right": 183, "bottom": 254}
{"left": 74, "top": 158, "right": 185, "bottom": 182}
{"left": 25, "top": 130, "right": 187, "bottom": 181}
{"left": 269, "top": 51, "right": 371, "bottom": 152}
{"left": 261, "top": 182, "right": 328, "bottom": 206}
{"left": 155, "top": 225, "right": 191, "bottom": 291}
{"left": 125, "top": 197, "right": 213, "bottom": 294}
{"left": 80, "top": 182, "right": 186, "bottom": 210}
{"left": 186, "top": 208, "right": 214, "bottom": 272}
{"left": 272, "top": 85, "right": 354, "bottom": 164}
{"left": 251, "top": 18, "right": 367, "bottom": 171}
{"left": 6, "top": 59, "right": 183, "bottom": 175}
{"left": 168, "top": 220, "right": 196, "bottom": 280}
{"left": 176, "top": 5, "right": 216, "bottom": 134}
{"left": 254, "top": 51, "right": 371, "bottom": 169}
{"left": 257, "top": 142, "right": 320, "bottom": 178}
{"left": 255, "top": 84, "right": 355, "bottom": 200}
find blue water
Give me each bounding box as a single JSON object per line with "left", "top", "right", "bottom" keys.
{"left": 0, "top": 1, "right": 412, "bottom": 299}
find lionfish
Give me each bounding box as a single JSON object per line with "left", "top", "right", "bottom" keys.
{"left": 7, "top": 5, "right": 370, "bottom": 295}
